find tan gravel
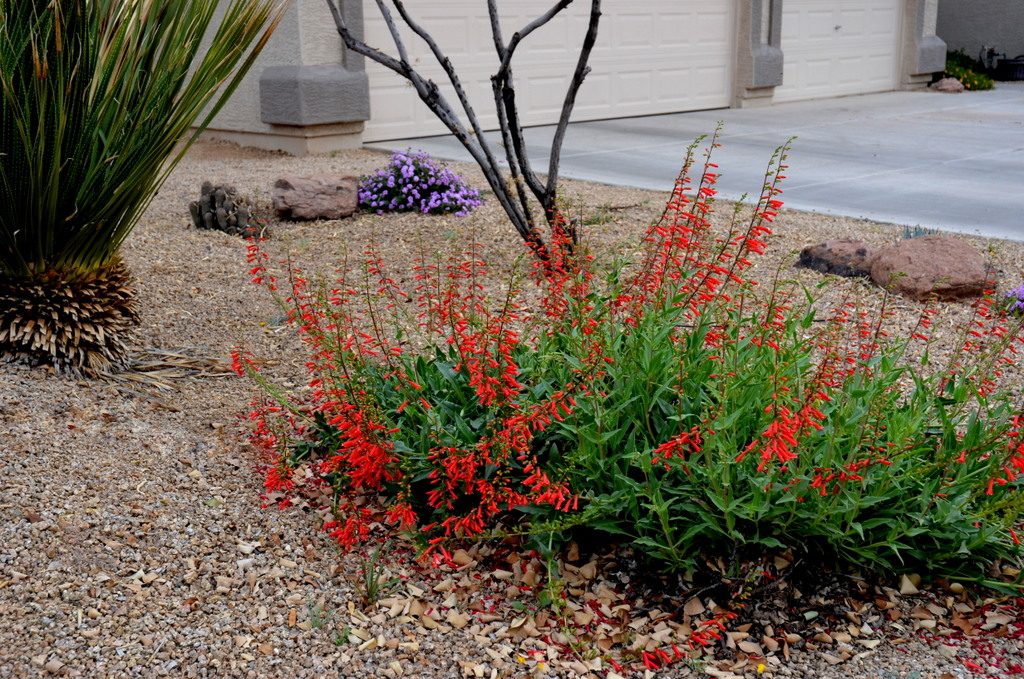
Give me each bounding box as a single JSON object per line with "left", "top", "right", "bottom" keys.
{"left": 2, "top": 139, "right": 1023, "bottom": 678}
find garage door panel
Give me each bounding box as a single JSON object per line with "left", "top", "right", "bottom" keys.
{"left": 836, "top": 56, "right": 865, "bottom": 86}
{"left": 656, "top": 68, "right": 693, "bottom": 104}
{"left": 364, "top": 0, "right": 735, "bottom": 141}
{"left": 616, "top": 14, "right": 655, "bottom": 48}
{"left": 573, "top": 74, "right": 611, "bottom": 112}
{"left": 774, "top": 0, "right": 899, "bottom": 103}
{"left": 805, "top": 9, "right": 837, "bottom": 40}
{"left": 841, "top": 9, "right": 867, "bottom": 35}
{"left": 804, "top": 58, "right": 832, "bottom": 89}
{"left": 616, "top": 71, "right": 653, "bottom": 105}
{"left": 695, "top": 10, "right": 731, "bottom": 46}
{"left": 658, "top": 12, "right": 701, "bottom": 47}
{"left": 694, "top": 64, "right": 731, "bottom": 99}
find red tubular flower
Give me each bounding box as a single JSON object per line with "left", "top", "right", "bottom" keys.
{"left": 386, "top": 502, "right": 417, "bottom": 530}
{"left": 323, "top": 503, "right": 373, "bottom": 550}
{"left": 264, "top": 464, "right": 295, "bottom": 494}
{"left": 652, "top": 426, "right": 703, "bottom": 470}
{"left": 323, "top": 400, "right": 400, "bottom": 490}
{"left": 246, "top": 239, "right": 277, "bottom": 291}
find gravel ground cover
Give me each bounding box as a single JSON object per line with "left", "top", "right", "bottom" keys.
{"left": 1, "top": 140, "right": 1023, "bottom": 679}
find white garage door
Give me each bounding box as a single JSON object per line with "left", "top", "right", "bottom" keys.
{"left": 774, "top": 0, "right": 901, "bottom": 103}
{"left": 362, "top": 1, "right": 735, "bottom": 141}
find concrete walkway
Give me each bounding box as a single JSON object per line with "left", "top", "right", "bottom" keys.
{"left": 373, "top": 84, "right": 1024, "bottom": 242}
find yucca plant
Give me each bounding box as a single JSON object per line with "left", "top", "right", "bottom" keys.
{"left": 0, "top": 0, "right": 284, "bottom": 374}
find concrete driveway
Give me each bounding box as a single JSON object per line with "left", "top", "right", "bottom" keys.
{"left": 374, "top": 84, "right": 1024, "bottom": 241}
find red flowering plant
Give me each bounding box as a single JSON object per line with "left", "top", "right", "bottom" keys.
{"left": 238, "top": 128, "right": 1024, "bottom": 587}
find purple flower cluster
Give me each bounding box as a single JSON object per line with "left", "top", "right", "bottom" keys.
{"left": 358, "top": 150, "right": 483, "bottom": 217}
{"left": 1006, "top": 284, "right": 1024, "bottom": 313}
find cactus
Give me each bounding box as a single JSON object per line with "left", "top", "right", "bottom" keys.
{"left": 901, "top": 225, "right": 941, "bottom": 240}
{"left": 189, "top": 182, "right": 258, "bottom": 237}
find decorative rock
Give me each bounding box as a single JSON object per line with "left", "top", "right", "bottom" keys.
{"left": 272, "top": 175, "right": 358, "bottom": 221}
{"left": 930, "top": 77, "right": 965, "bottom": 93}
{"left": 797, "top": 239, "right": 874, "bottom": 277}
{"left": 189, "top": 182, "right": 257, "bottom": 237}
{"left": 869, "top": 235, "right": 990, "bottom": 301}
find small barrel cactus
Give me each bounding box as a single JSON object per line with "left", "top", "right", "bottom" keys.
{"left": 189, "top": 182, "right": 258, "bottom": 237}
{"left": 901, "top": 225, "right": 941, "bottom": 240}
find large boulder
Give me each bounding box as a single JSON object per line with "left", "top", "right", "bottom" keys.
{"left": 869, "top": 235, "right": 991, "bottom": 301}
{"left": 272, "top": 175, "right": 359, "bottom": 221}
{"left": 797, "top": 240, "right": 874, "bottom": 277}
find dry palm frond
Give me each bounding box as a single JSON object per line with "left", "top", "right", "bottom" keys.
{"left": 109, "top": 348, "right": 235, "bottom": 391}
{"left": 0, "top": 259, "right": 138, "bottom": 374}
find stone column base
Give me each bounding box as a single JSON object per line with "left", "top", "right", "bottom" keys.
{"left": 200, "top": 122, "right": 366, "bottom": 156}
{"left": 903, "top": 73, "right": 935, "bottom": 90}
{"left": 735, "top": 87, "right": 776, "bottom": 107}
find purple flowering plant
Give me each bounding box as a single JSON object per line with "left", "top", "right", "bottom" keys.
{"left": 358, "top": 150, "right": 483, "bottom": 217}
{"left": 1006, "top": 284, "right": 1024, "bottom": 313}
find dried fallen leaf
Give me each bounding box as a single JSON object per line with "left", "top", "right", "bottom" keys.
{"left": 447, "top": 610, "right": 470, "bottom": 630}
{"left": 738, "top": 640, "right": 763, "bottom": 655}
{"left": 451, "top": 549, "right": 474, "bottom": 567}
{"left": 683, "top": 597, "right": 705, "bottom": 618}
{"left": 985, "top": 612, "right": 1014, "bottom": 626}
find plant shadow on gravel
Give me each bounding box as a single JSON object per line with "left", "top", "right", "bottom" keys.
{"left": 235, "top": 129, "right": 1024, "bottom": 672}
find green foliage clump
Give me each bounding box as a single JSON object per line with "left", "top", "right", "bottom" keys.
{"left": 242, "top": 133, "right": 1024, "bottom": 589}
{"left": 0, "top": 0, "right": 282, "bottom": 277}
{"left": 945, "top": 49, "right": 994, "bottom": 91}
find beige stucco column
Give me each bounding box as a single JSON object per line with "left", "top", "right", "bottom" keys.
{"left": 733, "top": 0, "right": 784, "bottom": 107}
{"left": 902, "top": 0, "right": 946, "bottom": 88}
{"left": 203, "top": 0, "right": 370, "bottom": 155}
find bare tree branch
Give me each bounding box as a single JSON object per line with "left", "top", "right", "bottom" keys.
{"left": 546, "top": 1, "right": 601, "bottom": 201}
{"left": 389, "top": 2, "right": 503, "bottom": 185}
{"left": 485, "top": 0, "right": 537, "bottom": 230}
{"left": 485, "top": 0, "right": 506, "bottom": 55}
{"left": 373, "top": 0, "right": 411, "bottom": 68}
{"left": 325, "top": 0, "right": 603, "bottom": 265}
{"left": 325, "top": 0, "right": 406, "bottom": 78}
{"left": 500, "top": 0, "right": 575, "bottom": 73}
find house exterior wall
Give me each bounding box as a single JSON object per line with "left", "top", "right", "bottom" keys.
{"left": 205, "top": 0, "right": 946, "bottom": 155}
{"left": 937, "top": 0, "right": 1024, "bottom": 61}
{"left": 203, "top": 0, "right": 371, "bottom": 155}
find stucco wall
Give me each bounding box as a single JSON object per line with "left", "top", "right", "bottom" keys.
{"left": 937, "top": 0, "right": 1024, "bottom": 61}
{"left": 206, "top": 0, "right": 348, "bottom": 135}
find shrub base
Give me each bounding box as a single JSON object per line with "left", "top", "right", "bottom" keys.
{"left": 0, "top": 260, "right": 139, "bottom": 375}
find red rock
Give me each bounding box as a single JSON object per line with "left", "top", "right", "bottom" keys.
{"left": 272, "top": 175, "right": 358, "bottom": 221}
{"left": 930, "top": 77, "right": 965, "bottom": 93}
{"left": 797, "top": 240, "right": 874, "bottom": 277}
{"left": 869, "top": 235, "right": 991, "bottom": 301}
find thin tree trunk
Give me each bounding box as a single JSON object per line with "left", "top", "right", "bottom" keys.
{"left": 324, "top": 0, "right": 603, "bottom": 266}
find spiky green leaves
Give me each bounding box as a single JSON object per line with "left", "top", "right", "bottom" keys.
{"left": 0, "top": 0, "right": 284, "bottom": 276}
